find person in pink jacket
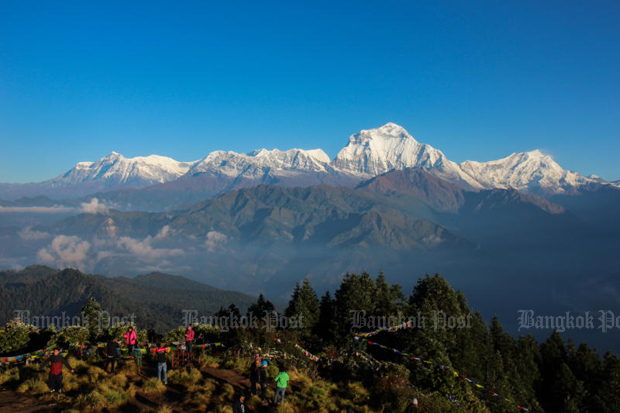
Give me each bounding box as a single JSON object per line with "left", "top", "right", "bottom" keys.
{"left": 123, "top": 327, "right": 137, "bottom": 357}
{"left": 185, "top": 326, "right": 195, "bottom": 354}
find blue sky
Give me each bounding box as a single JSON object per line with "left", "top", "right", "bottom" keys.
{"left": 1, "top": 0, "right": 619, "bottom": 183}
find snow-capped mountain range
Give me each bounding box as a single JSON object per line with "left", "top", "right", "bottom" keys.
{"left": 0, "top": 123, "right": 613, "bottom": 200}
{"left": 48, "top": 152, "right": 198, "bottom": 188}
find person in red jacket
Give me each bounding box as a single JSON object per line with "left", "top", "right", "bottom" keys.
{"left": 40, "top": 348, "right": 74, "bottom": 393}
{"left": 185, "top": 326, "right": 195, "bottom": 354}
{"left": 123, "top": 327, "right": 137, "bottom": 357}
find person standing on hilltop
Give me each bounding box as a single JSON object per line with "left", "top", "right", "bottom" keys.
{"left": 259, "top": 360, "right": 269, "bottom": 404}
{"left": 406, "top": 397, "right": 419, "bottom": 413}
{"left": 40, "top": 348, "right": 74, "bottom": 393}
{"left": 105, "top": 337, "right": 120, "bottom": 374}
{"left": 249, "top": 356, "right": 260, "bottom": 396}
{"left": 273, "top": 367, "right": 289, "bottom": 405}
{"left": 185, "top": 326, "right": 195, "bottom": 354}
{"left": 155, "top": 343, "right": 169, "bottom": 385}
{"left": 124, "top": 327, "right": 137, "bottom": 358}
{"left": 233, "top": 390, "right": 247, "bottom": 413}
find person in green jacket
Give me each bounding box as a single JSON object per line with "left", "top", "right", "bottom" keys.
{"left": 273, "top": 368, "right": 290, "bottom": 405}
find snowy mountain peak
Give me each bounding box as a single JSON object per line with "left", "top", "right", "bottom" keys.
{"left": 460, "top": 150, "right": 594, "bottom": 194}
{"left": 104, "top": 151, "right": 123, "bottom": 160}
{"left": 347, "top": 122, "right": 418, "bottom": 145}
{"left": 190, "top": 147, "right": 331, "bottom": 178}
{"left": 333, "top": 123, "right": 483, "bottom": 189}
{"left": 48, "top": 152, "right": 197, "bottom": 189}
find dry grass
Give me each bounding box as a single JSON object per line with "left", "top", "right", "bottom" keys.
{"left": 0, "top": 367, "right": 20, "bottom": 386}
{"left": 16, "top": 378, "right": 49, "bottom": 395}
{"left": 167, "top": 366, "right": 202, "bottom": 386}
{"left": 200, "top": 354, "right": 221, "bottom": 369}
{"left": 142, "top": 377, "right": 166, "bottom": 394}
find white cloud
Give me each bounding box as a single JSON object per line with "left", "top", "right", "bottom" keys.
{"left": 18, "top": 226, "right": 51, "bottom": 241}
{"left": 80, "top": 198, "right": 109, "bottom": 214}
{"left": 155, "top": 225, "right": 171, "bottom": 239}
{"left": 37, "top": 235, "right": 91, "bottom": 271}
{"left": 205, "top": 231, "right": 228, "bottom": 252}
{"left": 117, "top": 234, "right": 183, "bottom": 263}
{"left": 35, "top": 227, "right": 185, "bottom": 273}
{"left": 423, "top": 234, "right": 443, "bottom": 248}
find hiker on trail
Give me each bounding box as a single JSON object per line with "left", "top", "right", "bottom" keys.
{"left": 105, "top": 337, "right": 120, "bottom": 374}
{"left": 249, "top": 356, "right": 260, "bottom": 396}
{"left": 185, "top": 326, "right": 195, "bottom": 354}
{"left": 406, "top": 397, "right": 419, "bottom": 413}
{"left": 273, "top": 368, "right": 289, "bottom": 405}
{"left": 40, "top": 348, "right": 74, "bottom": 393}
{"left": 259, "top": 360, "right": 268, "bottom": 403}
{"left": 124, "top": 327, "right": 137, "bottom": 357}
{"left": 155, "top": 343, "right": 169, "bottom": 385}
{"left": 233, "top": 390, "right": 247, "bottom": 413}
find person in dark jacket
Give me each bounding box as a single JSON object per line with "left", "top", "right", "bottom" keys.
{"left": 406, "top": 397, "right": 419, "bottom": 413}
{"left": 105, "top": 338, "right": 120, "bottom": 374}
{"left": 232, "top": 390, "right": 246, "bottom": 413}
{"left": 155, "top": 343, "right": 169, "bottom": 384}
{"left": 40, "top": 348, "right": 74, "bottom": 393}
{"left": 249, "top": 358, "right": 260, "bottom": 396}
{"left": 258, "top": 360, "right": 268, "bottom": 403}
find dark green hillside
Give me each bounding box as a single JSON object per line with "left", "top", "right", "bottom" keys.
{"left": 0, "top": 266, "right": 256, "bottom": 331}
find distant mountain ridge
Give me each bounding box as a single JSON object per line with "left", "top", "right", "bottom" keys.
{"left": 0, "top": 123, "right": 612, "bottom": 204}
{"left": 4, "top": 169, "right": 581, "bottom": 296}
{"left": 0, "top": 266, "right": 257, "bottom": 331}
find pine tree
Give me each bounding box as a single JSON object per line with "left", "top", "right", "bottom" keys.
{"left": 81, "top": 297, "right": 108, "bottom": 341}
{"left": 285, "top": 277, "right": 320, "bottom": 331}
{"left": 284, "top": 282, "right": 301, "bottom": 318}
{"left": 333, "top": 272, "right": 377, "bottom": 344}
{"left": 592, "top": 351, "right": 620, "bottom": 412}
{"left": 539, "top": 331, "right": 569, "bottom": 412}
{"left": 247, "top": 294, "right": 275, "bottom": 319}
{"left": 373, "top": 271, "right": 394, "bottom": 317}
{"left": 314, "top": 291, "right": 336, "bottom": 343}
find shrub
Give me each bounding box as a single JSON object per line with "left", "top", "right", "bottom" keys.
{"left": 0, "top": 319, "right": 39, "bottom": 354}
{"left": 275, "top": 402, "right": 297, "bottom": 413}
{"left": 83, "top": 390, "right": 107, "bottom": 410}
{"left": 143, "top": 377, "right": 166, "bottom": 394}
{"left": 200, "top": 354, "right": 221, "bottom": 369}
{"left": 217, "top": 382, "right": 236, "bottom": 403}
{"left": 222, "top": 355, "right": 251, "bottom": 374}
{"left": 86, "top": 365, "right": 106, "bottom": 383}
{"left": 0, "top": 367, "right": 20, "bottom": 386}
{"left": 267, "top": 364, "right": 280, "bottom": 378}
{"left": 118, "top": 360, "right": 138, "bottom": 375}
{"left": 167, "top": 366, "right": 202, "bottom": 386}
{"left": 17, "top": 378, "right": 49, "bottom": 395}
{"left": 109, "top": 373, "right": 127, "bottom": 387}
{"left": 100, "top": 386, "right": 129, "bottom": 407}
{"left": 47, "top": 326, "right": 89, "bottom": 349}
{"left": 212, "top": 406, "right": 233, "bottom": 413}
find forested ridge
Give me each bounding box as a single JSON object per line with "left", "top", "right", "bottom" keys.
{"left": 1, "top": 269, "right": 619, "bottom": 412}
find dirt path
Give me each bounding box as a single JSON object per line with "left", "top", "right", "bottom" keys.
{"left": 0, "top": 389, "right": 66, "bottom": 413}
{"left": 202, "top": 365, "right": 252, "bottom": 391}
